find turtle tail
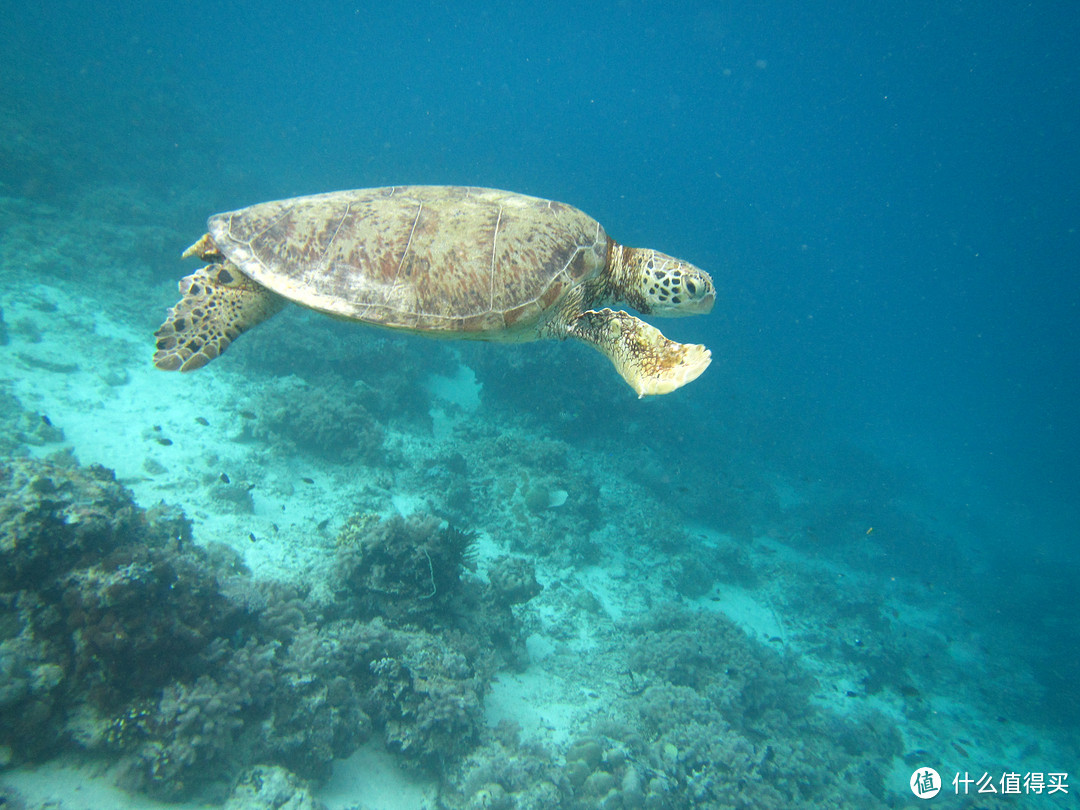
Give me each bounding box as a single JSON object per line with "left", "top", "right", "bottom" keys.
{"left": 153, "top": 261, "right": 285, "bottom": 372}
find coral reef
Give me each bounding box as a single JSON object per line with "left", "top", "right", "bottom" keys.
{"left": 597, "top": 606, "right": 904, "bottom": 809}
{"left": 250, "top": 376, "right": 386, "bottom": 463}
{"left": 332, "top": 513, "right": 530, "bottom": 672}
{"left": 0, "top": 457, "right": 221, "bottom": 762}
{"left": 429, "top": 599, "right": 904, "bottom": 810}
{"left": 227, "top": 311, "right": 441, "bottom": 426}
{"left": 0, "top": 457, "right": 539, "bottom": 801}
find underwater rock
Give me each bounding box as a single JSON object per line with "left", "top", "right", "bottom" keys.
{"left": 487, "top": 555, "right": 542, "bottom": 606}
{"left": 223, "top": 764, "right": 326, "bottom": 810}
{"left": 524, "top": 482, "right": 568, "bottom": 513}
{"left": 211, "top": 479, "right": 256, "bottom": 514}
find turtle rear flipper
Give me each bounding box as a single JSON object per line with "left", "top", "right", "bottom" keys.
{"left": 568, "top": 308, "right": 712, "bottom": 397}
{"left": 153, "top": 263, "right": 285, "bottom": 372}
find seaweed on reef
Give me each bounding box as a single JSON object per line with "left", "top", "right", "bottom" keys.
{"left": 366, "top": 634, "right": 485, "bottom": 770}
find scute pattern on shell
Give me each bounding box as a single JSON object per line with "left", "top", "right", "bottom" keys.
{"left": 207, "top": 186, "right": 609, "bottom": 334}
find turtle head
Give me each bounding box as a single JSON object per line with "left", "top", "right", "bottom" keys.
{"left": 619, "top": 247, "right": 715, "bottom": 316}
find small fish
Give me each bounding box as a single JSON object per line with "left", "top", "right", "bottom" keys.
{"left": 41, "top": 414, "right": 52, "bottom": 426}
{"left": 220, "top": 473, "right": 230, "bottom": 484}
{"left": 951, "top": 741, "right": 969, "bottom": 758}
{"left": 156, "top": 437, "right": 173, "bottom": 446}
{"left": 271, "top": 523, "right": 279, "bottom": 532}
{"left": 317, "top": 518, "right": 330, "bottom": 532}
{"left": 301, "top": 476, "right": 315, "bottom": 484}
{"left": 239, "top": 410, "right": 256, "bottom": 420}
{"left": 249, "top": 532, "right": 257, "bottom": 543}
{"left": 195, "top": 416, "right": 209, "bottom": 426}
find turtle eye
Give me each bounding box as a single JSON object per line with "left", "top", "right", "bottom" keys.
{"left": 685, "top": 279, "right": 697, "bottom": 296}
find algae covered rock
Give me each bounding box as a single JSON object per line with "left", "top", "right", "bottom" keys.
{"left": 487, "top": 555, "right": 543, "bottom": 606}
{"left": 223, "top": 764, "right": 326, "bottom": 810}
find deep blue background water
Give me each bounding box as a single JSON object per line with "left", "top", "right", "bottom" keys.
{"left": 4, "top": 0, "right": 1079, "bottom": 716}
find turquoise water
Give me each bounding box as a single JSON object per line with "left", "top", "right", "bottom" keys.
{"left": 1, "top": 2, "right": 1076, "bottom": 808}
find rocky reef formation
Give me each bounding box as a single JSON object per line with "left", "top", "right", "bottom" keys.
{"left": 0, "top": 456, "right": 537, "bottom": 803}
{"left": 0, "top": 453, "right": 906, "bottom": 809}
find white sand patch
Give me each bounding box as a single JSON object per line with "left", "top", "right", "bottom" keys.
{"left": 484, "top": 667, "right": 596, "bottom": 751}
{"left": 693, "top": 584, "right": 787, "bottom": 641}
{"left": 574, "top": 565, "right": 631, "bottom": 622}
{"left": 426, "top": 362, "right": 481, "bottom": 412}
{"left": 390, "top": 491, "right": 430, "bottom": 517}
{"left": 318, "top": 740, "right": 437, "bottom": 810}
{"left": 0, "top": 755, "right": 214, "bottom": 810}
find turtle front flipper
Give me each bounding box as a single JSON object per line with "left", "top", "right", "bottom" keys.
{"left": 153, "top": 261, "right": 285, "bottom": 372}
{"left": 567, "top": 308, "right": 711, "bottom": 397}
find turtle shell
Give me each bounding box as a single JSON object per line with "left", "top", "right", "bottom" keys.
{"left": 206, "top": 186, "right": 610, "bottom": 335}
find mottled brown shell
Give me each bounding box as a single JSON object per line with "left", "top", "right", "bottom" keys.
{"left": 206, "top": 186, "right": 609, "bottom": 336}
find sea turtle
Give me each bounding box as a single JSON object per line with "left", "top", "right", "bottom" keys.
{"left": 153, "top": 186, "right": 715, "bottom": 396}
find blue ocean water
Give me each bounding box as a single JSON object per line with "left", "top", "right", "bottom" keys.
{"left": 2, "top": 0, "right": 1078, "bottom": 806}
